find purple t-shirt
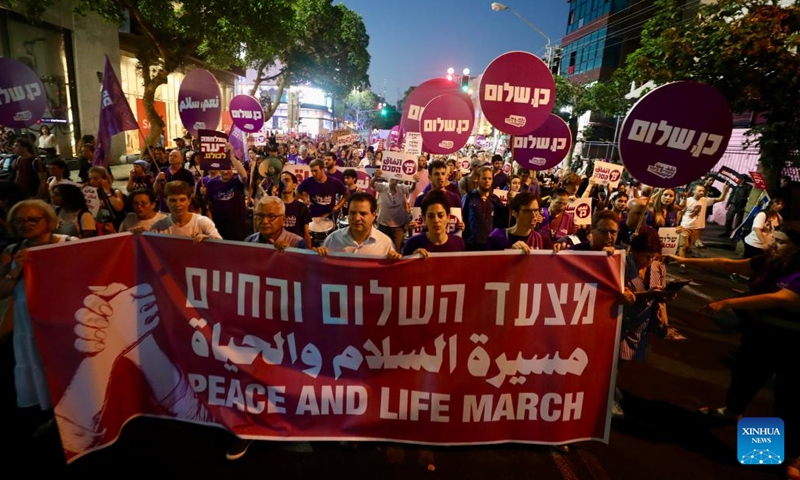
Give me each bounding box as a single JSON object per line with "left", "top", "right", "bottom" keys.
{"left": 297, "top": 176, "right": 346, "bottom": 217}
{"left": 327, "top": 169, "right": 345, "bottom": 185}
{"left": 205, "top": 175, "right": 247, "bottom": 223}
{"left": 283, "top": 199, "right": 311, "bottom": 236}
{"left": 537, "top": 207, "right": 576, "bottom": 241}
{"left": 402, "top": 233, "right": 465, "bottom": 255}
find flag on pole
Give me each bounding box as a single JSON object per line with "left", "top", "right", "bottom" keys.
{"left": 94, "top": 55, "right": 138, "bottom": 168}
{"left": 228, "top": 123, "right": 247, "bottom": 162}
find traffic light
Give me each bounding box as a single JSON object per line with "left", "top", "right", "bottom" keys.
{"left": 460, "top": 75, "right": 469, "bottom": 92}
{"left": 381, "top": 107, "right": 388, "bottom": 116}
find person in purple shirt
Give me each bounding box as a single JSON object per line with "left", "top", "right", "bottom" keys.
{"left": 324, "top": 152, "right": 345, "bottom": 184}
{"left": 667, "top": 223, "right": 800, "bottom": 472}
{"left": 204, "top": 153, "right": 249, "bottom": 240}
{"left": 488, "top": 191, "right": 552, "bottom": 252}
{"left": 491, "top": 154, "right": 508, "bottom": 190}
{"left": 297, "top": 159, "right": 347, "bottom": 219}
{"left": 538, "top": 187, "right": 576, "bottom": 242}
{"left": 154, "top": 149, "right": 195, "bottom": 212}
{"left": 462, "top": 166, "right": 503, "bottom": 251}
{"left": 403, "top": 190, "right": 465, "bottom": 256}
{"left": 413, "top": 159, "right": 462, "bottom": 210}
{"left": 280, "top": 171, "right": 312, "bottom": 247}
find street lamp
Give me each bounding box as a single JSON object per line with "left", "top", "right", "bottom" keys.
{"left": 491, "top": 2, "right": 553, "bottom": 70}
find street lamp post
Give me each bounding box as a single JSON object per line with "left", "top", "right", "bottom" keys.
{"left": 491, "top": 2, "right": 554, "bottom": 71}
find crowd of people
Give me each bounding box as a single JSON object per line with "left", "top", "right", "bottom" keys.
{"left": 0, "top": 129, "right": 797, "bottom": 474}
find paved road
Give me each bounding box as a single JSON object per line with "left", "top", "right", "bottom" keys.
{"left": 0, "top": 221, "right": 785, "bottom": 479}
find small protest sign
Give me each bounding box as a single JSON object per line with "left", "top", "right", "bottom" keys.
{"left": 659, "top": 227, "right": 679, "bottom": 255}
{"left": 380, "top": 151, "right": 418, "bottom": 182}
{"left": 198, "top": 129, "right": 230, "bottom": 171}
{"left": 750, "top": 171, "right": 767, "bottom": 190}
{"left": 567, "top": 198, "right": 592, "bottom": 226}
{"left": 592, "top": 161, "right": 625, "bottom": 189}
{"left": 718, "top": 166, "right": 742, "bottom": 187}
{"left": 405, "top": 132, "right": 423, "bottom": 156}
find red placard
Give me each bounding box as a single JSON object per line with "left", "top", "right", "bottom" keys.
{"left": 750, "top": 171, "right": 767, "bottom": 190}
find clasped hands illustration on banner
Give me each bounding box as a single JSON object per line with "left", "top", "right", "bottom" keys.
{"left": 58, "top": 283, "right": 213, "bottom": 454}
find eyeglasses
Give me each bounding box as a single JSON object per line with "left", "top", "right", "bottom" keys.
{"left": 12, "top": 216, "right": 45, "bottom": 226}
{"left": 254, "top": 213, "right": 284, "bottom": 222}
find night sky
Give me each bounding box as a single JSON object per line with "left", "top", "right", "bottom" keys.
{"left": 338, "top": 0, "right": 570, "bottom": 104}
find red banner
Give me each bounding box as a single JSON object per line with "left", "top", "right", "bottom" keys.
{"left": 25, "top": 234, "right": 624, "bottom": 463}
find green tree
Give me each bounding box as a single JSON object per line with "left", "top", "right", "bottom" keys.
{"left": 6, "top": 0, "right": 294, "bottom": 148}
{"left": 247, "top": 0, "right": 370, "bottom": 123}
{"left": 553, "top": 75, "right": 589, "bottom": 162}
{"left": 625, "top": 0, "right": 800, "bottom": 193}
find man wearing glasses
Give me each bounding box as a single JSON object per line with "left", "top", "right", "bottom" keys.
{"left": 244, "top": 195, "right": 307, "bottom": 249}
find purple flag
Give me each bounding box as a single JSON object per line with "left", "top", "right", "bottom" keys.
{"left": 94, "top": 55, "right": 138, "bottom": 168}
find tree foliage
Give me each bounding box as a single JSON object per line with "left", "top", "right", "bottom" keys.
{"left": 248, "top": 0, "right": 370, "bottom": 122}
{"left": 7, "top": 0, "right": 295, "bottom": 147}
{"left": 625, "top": 0, "right": 800, "bottom": 190}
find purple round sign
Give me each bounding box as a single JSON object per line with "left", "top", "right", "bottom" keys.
{"left": 0, "top": 58, "right": 47, "bottom": 128}
{"left": 619, "top": 81, "right": 732, "bottom": 188}
{"left": 513, "top": 114, "right": 572, "bottom": 171}
{"left": 419, "top": 94, "right": 473, "bottom": 155}
{"left": 479, "top": 51, "right": 555, "bottom": 136}
{"left": 178, "top": 68, "right": 222, "bottom": 135}
{"left": 401, "top": 78, "right": 474, "bottom": 134}
{"left": 229, "top": 95, "right": 264, "bottom": 133}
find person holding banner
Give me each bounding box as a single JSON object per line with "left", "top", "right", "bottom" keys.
{"left": 487, "top": 191, "right": 551, "bottom": 253}
{"left": 402, "top": 191, "right": 465, "bottom": 256}
{"left": 244, "top": 195, "right": 307, "bottom": 249}
{"left": 314, "top": 192, "right": 400, "bottom": 261}
{"left": 151, "top": 181, "right": 221, "bottom": 241}
{"left": 117, "top": 189, "right": 166, "bottom": 233}
{"left": 0, "top": 200, "right": 77, "bottom": 424}
{"left": 666, "top": 223, "right": 800, "bottom": 474}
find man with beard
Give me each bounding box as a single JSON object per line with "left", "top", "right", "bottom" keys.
{"left": 462, "top": 166, "right": 502, "bottom": 251}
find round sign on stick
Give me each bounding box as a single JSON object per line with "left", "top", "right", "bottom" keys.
{"left": 479, "top": 51, "right": 555, "bottom": 136}
{"left": 229, "top": 95, "right": 264, "bottom": 133}
{"left": 512, "top": 114, "right": 572, "bottom": 171}
{"left": 0, "top": 58, "right": 47, "bottom": 128}
{"left": 419, "top": 94, "right": 473, "bottom": 155}
{"left": 178, "top": 68, "right": 222, "bottom": 135}
{"left": 401, "top": 78, "right": 474, "bottom": 134}
{"left": 619, "top": 81, "right": 732, "bottom": 188}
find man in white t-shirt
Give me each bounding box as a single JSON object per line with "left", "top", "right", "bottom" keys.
{"left": 150, "top": 181, "right": 221, "bottom": 241}
{"left": 677, "top": 183, "right": 729, "bottom": 257}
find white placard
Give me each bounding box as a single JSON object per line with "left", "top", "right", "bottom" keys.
{"left": 82, "top": 185, "right": 101, "bottom": 218}
{"left": 592, "top": 160, "right": 625, "bottom": 189}
{"left": 404, "top": 132, "right": 423, "bottom": 156}
{"left": 281, "top": 164, "right": 312, "bottom": 184}
{"left": 659, "top": 227, "right": 679, "bottom": 255}
{"left": 567, "top": 197, "right": 592, "bottom": 226}
{"left": 380, "top": 151, "right": 418, "bottom": 182}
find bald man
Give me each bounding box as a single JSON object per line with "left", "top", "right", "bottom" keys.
{"left": 617, "top": 197, "right": 650, "bottom": 248}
